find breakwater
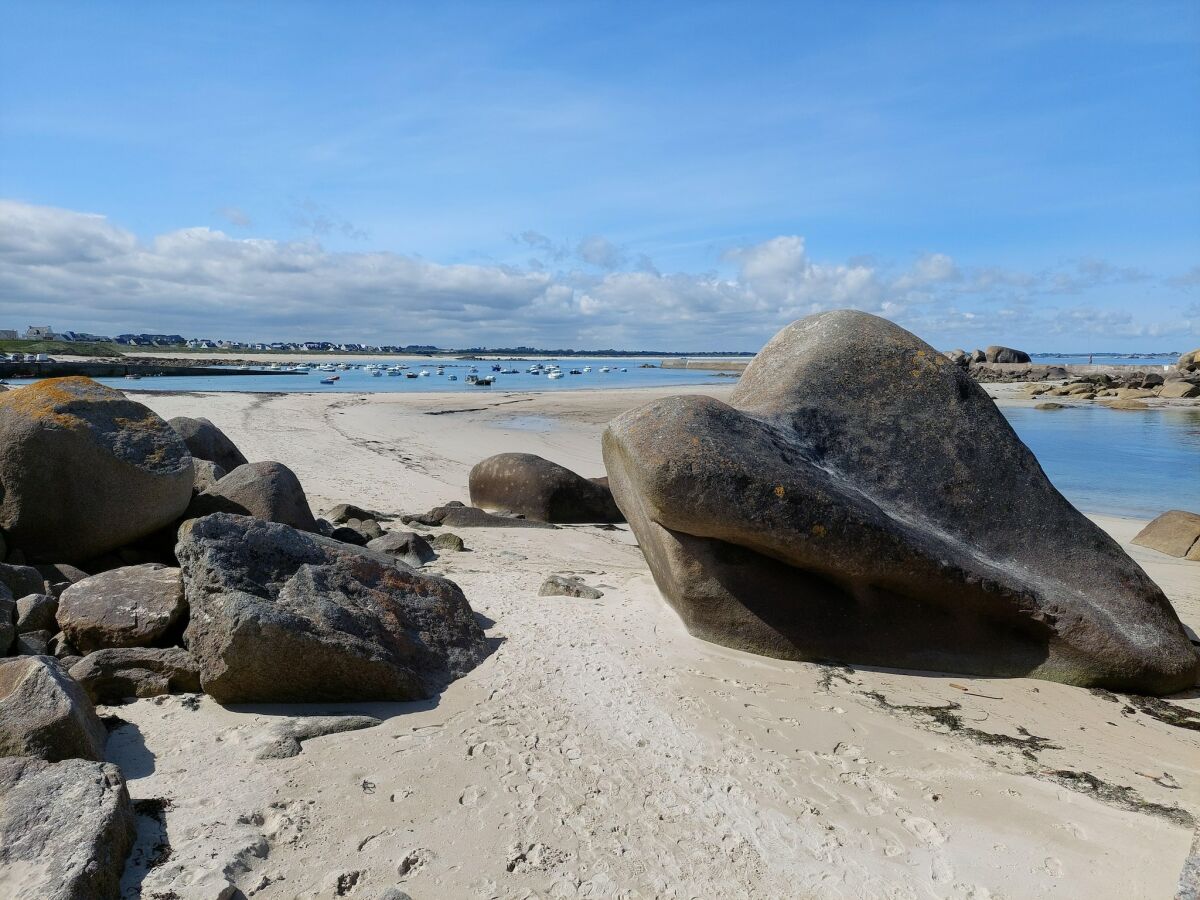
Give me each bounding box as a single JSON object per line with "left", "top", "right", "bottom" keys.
{"left": 0, "top": 360, "right": 305, "bottom": 379}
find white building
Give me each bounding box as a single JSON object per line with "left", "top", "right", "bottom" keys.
{"left": 24, "top": 325, "right": 56, "bottom": 340}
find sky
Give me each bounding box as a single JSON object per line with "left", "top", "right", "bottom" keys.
{"left": 1, "top": 1, "right": 1198, "bottom": 352}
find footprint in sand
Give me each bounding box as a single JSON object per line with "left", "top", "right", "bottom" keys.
{"left": 901, "top": 815, "right": 946, "bottom": 847}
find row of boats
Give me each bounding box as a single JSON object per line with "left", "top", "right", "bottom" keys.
{"left": 310, "top": 361, "right": 629, "bottom": 386}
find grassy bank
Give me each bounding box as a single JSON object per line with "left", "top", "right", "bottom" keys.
{"left": 0, "top": 339, "right": 125, "bottom": 357}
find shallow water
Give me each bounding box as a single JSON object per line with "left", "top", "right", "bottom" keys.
{"left": 1002, "top": 405, "right": 1200, "bottom": 518}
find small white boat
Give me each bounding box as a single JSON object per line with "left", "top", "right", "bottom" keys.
{"left": 124, "top": 374, "right": 141, "bottom": 380}
{"left": 547, "top": 371, "right": 564, "bottom": 380}
{"left": 371, "top": 369, "right": 382, "bottom": 377}
{"left": 387, "top": 369, "right": 402, "bottom": 376}
{"left": 583, "top": 366, "right": 592, "bottom": 372}
{"left": 600, "top": 366, "right": 610, "bottom": 373}
{"left": 320, "top": 376, "right": 337, "bottom": 384}
{"left": 419, "top": 370, "right": 430, "bottom": 377}
{"left": 405, "top": 372, "right": 419, "bottom": 379}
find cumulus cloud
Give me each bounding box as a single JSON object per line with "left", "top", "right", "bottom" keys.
{"left": 0, "top": 199, "right": 1194, "bottom": 350}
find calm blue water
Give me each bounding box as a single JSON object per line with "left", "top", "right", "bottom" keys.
{"left": 1002, "top": 405, "right": 1200, "bottom": 518}
{"left": 1030, "top": 354, "right": 1177, "bottom": 367}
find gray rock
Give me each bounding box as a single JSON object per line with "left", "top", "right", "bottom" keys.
{"left": 326, "top": 502, "right": 384, "bottom": 524}
{"left": 985, "top": 345, "right": 1031, "bottom": 364}
{"left": 0, "top": 562, "right": 46, "bottom": 599}
{"left": 469, "top": 453, "right": 624, "bottom": 523}
{"left": 15, "top": 629, "right": 52, "bottom": 655}
{"left": 431, "top": 532, "right": 465, "bottom": 552}
{"left": 178, "top": 513, "right": 490, "bottom": 703}
{"left": 349, "top": 518, "right": 385, "bottom": 540}
{"left": 368, "top": 531, "right": 437, "bottom": 568}
{"left": 15, "top": 593, "right": 58, "bottom": 633}
{"left": 0, "top": 756, "right": 136, "bottom": 900}
{"left": 69, "top": 647, "right": 201, "bottom": 704}
{"left": 969, "top": 348, "right": 986, "bottom": 363}
{"left": 192, "top": 457, "right": 227, "bottom": 493}
{"left": 943, "top": 349, "right": 969, "bottom": 368}
{"left": 254, "top": 715, "right": 382, "bottom": 759}
{"left": 602, "top": 309, "right": 1197, "bottom": 694}
{"left": 168, "top": 415, "right": 249, "bottom": 472}
{"left": 331, "top": 525, "right": 369, "bottom": 546}
{"left": 405, "top": 504, "right": 559, "bottom": 529}
{"left": 539, "top": 575, "right": 604, "bottom": 600}
{"left": 33, "top": 563, "right": 89, "bottom": 588}
{"left": 1160, "top": 381, "right": 1200, "bottom": 399}
{"left": 378, "top": 889, "right": 415, "bottom": 900}
{"left": 0, "top": 656, "right": 106, "bottom": 761}
{"left": 48, "top": 631, "right": 79, "bottom": 660}
{"left": 58, "top": 563, "right": 186, "bottom": 653}
{"left": 1131, "top": 510, "right": 1200, "bottom": 561}
{"left": 0, "top": 378, "right": 194, "bottom": 562}
{"left": 190, "top": 460, "right": 318, "bottom": 531}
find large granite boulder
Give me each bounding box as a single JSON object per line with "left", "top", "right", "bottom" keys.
{"left": 0, "top": 656, "right": 106, "bottom": 762}
{"left": 69, "top": 647, "right": 201, "bottom": 704}
{"left": 0, "top": 562, "right": 46, "bottom": 599}
{"left": 984, "top": 345, "right": 1031, "bottom": 364}
{"left": 469, "top": 453, "right": 624, "bottom": 523}
{"left": 602, "top": 310, "right": 1197, "bottom": 694}
{"left": 177, "top": 514, "right": 489, "bottom": 703}
{"left": 168, "top": 415, "right": 249, "bottom": 472}
{"left": 0, "top": 378, "right": 194, "bottom": 562}
{"left": 1132, "top": 510, "right": 1200, "bottom": 561}
{"left": 1160, "top": 381, "right": 1200, "bottom": 399}
{"left": 189, "top": 461, "right": 318, "bottom": 531}
{"left": 58, "top": 563, "right": 186, "bottom": 652}
{"left": 0, "top": 756, "right": 135, "bottom": 900}
{"left": 1178, "top": 348, "right": 1200, "bottom": 373}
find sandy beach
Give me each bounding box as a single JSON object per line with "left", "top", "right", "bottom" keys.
{"left": 89, "top": 384, "right": 1200, "bottom": 899}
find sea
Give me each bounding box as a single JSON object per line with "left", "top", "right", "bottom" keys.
{"left": 6, "top": 354, "right": 1197, "bottom": 520}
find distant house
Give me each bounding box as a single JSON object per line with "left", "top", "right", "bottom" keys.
{"left": 0, "top": 330, "right": 17, "bottom": 340}
{"left": 60, "top": 331, "right": 113, "bottom": 342}
{"left": 24, "top": 325, "right": 56, "bottom": 340}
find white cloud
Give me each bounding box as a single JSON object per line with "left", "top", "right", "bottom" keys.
{"left": 0, "top": 199, "right": 1194, "bottom": 350}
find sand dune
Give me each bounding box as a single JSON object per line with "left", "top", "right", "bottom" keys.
{"left": 111, "top": 385, "right": 1199, "bottom": 899}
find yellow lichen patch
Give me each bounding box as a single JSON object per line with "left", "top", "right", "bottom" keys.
{"left": 811, "top": 523, "right": 827, "bottom": 537}
{"left": 0, "top": 377, "right": 119, "bottom": 429}
{"left": 773, "top": 485, "right": 785, "bottom": 498}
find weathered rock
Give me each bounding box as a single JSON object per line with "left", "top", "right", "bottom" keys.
{"left": 943, "top": 349, "right": 969, "bottom": 368}
{"left": 48, "top": 632, "right": 78, "bottom": 660}
{"left": 330, "top": 525, "right": 369, "bottom": 546}
{"left": 1104, "top": 399, "right": 1149, "bottom": 410}
{"left": 469, "top": 453, "right": 624, "bottom": 523}
{"left": 0, "top": 378, "right": 194, "bottom": 562}
{"left": 68, "top": 647, "right": 201, "bottom": 704}
{"left": 0, "top": 562, "right": 45, "bottom": 598}
{"left": 178, "top": 513, "right": 490, "bottom": 703}
{"left": 190, "top": 460, "right": 318, "bottom": 531}
{"left": 168, "top": 415, "right": 249, "bottom": 472}
{"left": 326, "top": 502, "right": 385, "bottom": 524}
{"left": 969, "top": 348, "right": 986, "bottom": 363}
{"left": 192, "top": 457, "right": 227, "bottom": 493}
{"left": 602, "top": 310, "right": 1197, "bottom": 694}
{"left": 404, "top": 504, "right": 558, "bottom": 529}
{"left": 15, "top": 630, "right": 52, "bottom": 655}
{"left": 1035, "top": 402, "right": 1066, "bottom": 410}
{"left": 58, "top": 563, "right": 186, "bottom": 653}
{"left": 33, "top": 563, "right": 89, "bottom": 588}
{"left": 1132, "top": 510, "right": 1200, "bottom": 561}
{"left": 348, "top": 517, "right": 385, "bottom": 540}
{"left": 1160, "top": 381, "right": 1200, "bottom": 399}
{"left": 1177, "top": 349, "right": 1200, "bottom": 373}
{"left": 15, "top": 593, "right": 58, "bottom": 633}
{"left": 984, "top": 345, "right": 1031, "bottom": 364}
{"left": 0, "top": 656, "right": 106, "bottom": 761}
{"left": 0, "top": 756, "right": 135, "bottom": 900}
{"left": 253, "top": 715, "right": 382, "bottom": 759}
{"left": 1141, "top": 372, "right": 1165, "bottom": 388}
{"left": 368, "top": 531, "right": 437, "bottom": 567}
{"left": 539, "top": 575, "right": 604, "bottom": 600}
{"left": 431, "top": 532, "right": 465, "bottom": 552}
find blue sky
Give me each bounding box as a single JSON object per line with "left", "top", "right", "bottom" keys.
{"left": 1, "top": 1, "right": 1197, "bottom": 350}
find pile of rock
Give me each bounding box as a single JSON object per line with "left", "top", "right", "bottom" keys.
{"left": 604, "top": 310, "right": 1197, "bottom": 695}
{"left": 0, "top": 377, "right": 493, "bottom": 894}
{"left": 1025, "top": 369, "right": 1199, "bottom": 406}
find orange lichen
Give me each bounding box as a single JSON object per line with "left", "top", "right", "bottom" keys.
{"left": 811, "top": 523, "right": 827, "bottom": 537}
{"left": 773, "top": 485, "right": 786, "bottom": 498}
{"left": 0, "top": 377, "right": 120, "bottom": 429}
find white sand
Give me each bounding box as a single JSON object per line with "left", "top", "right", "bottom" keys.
{"left": 107, "top": 385, "right": 1199, "bottom": 899}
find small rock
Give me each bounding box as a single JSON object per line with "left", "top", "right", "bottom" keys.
{"left": 431, "top": 532, "right": 465, "bottom": 552}
{"left": 15, "top": 593, "right": 58, "bottom": 633}
{"left": 254, "top": 715, "right": 382, "bottom": 759}
{"left": 539, "top": 575, "right": 604, "bottom": 600}
{"left": 15, "top": 629, "right": 52, "bottom": 655}
{"left": 367, "top": 531, "right": 436, "bottom": 568}
{"left": 330, "top": 525, "right": 369, "bottom": 546}
{"left": 0, "top": 656, "right": 107, "bottom": 762}
{"left": 1035, "top": 402, "right": 1066, "bottom": 410}
{"left": 58, "top": 563, "right": 186, "bottom": 653}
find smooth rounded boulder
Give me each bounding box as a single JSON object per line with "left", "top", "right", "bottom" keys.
{"left": 189, "top": 460, "right": 318, "bottom": 531}
{"left": 177, "top": 513, "right": 490, "bottom": 703}
{"left": 0, "top": 656, "right": 107, "bottom": 762}
{"left": 985, "top": 345, "right": 1031, "bottom": 364}
{"left": 168, "top": 415, "right": 249, "bottom": 472}
{"left": 58, "top": 563, "right": 186, "bottom": 652}
{"left": 602, "top": 309, "right": 1197, "bottom": 694}
{"left": 1132, "top": 510, "right": 1200, "bottom": 560}
{"left": 469, "top": 453, "right": 623, "bottom": 523}
{"left": 0, "top": 378, "right": 194, "bottom": 562}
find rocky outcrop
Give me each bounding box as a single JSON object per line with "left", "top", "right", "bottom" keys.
{"left": 0, "top": 756, "right": 136, "bottom": 900}
{"left": 1178, "top": 349, "right": 1200, "bottom": 373}
{"left": 177, "top": 513, "right": 489, "bottom": 703}
{"left": 602, "top": 310, "right": 1197, "bottom": 694}
{"left": 0, "top": 656, "right": 107, "bottom": 762}
{"left": 168, "top": 415, "right": 249, "bottom": 472}
{"left": 1132, "top": 510, "right": 1200, "bottom": 561}
{"left": 188, "top": 460, "right": 318, "bottom": 531}
{"left": 1160, "top": 381, "right": 1200, "bottom": 399}
{"left": 367, "top": 531, "right": 437, "bottom": 568}
{"left": 69, "top": 647, "right": 201, "bottom": 704}
{"left": 0, "top": 378, "right": 194, "bottom": 562}
{"left": 469, "top": 453, "right": 623, "bottom": 523}
{"left": 984, "top": 345, "right": 1031, "bottom": 364}
{"left": 58, "top": 563, "right": 186, "bottom": 653}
